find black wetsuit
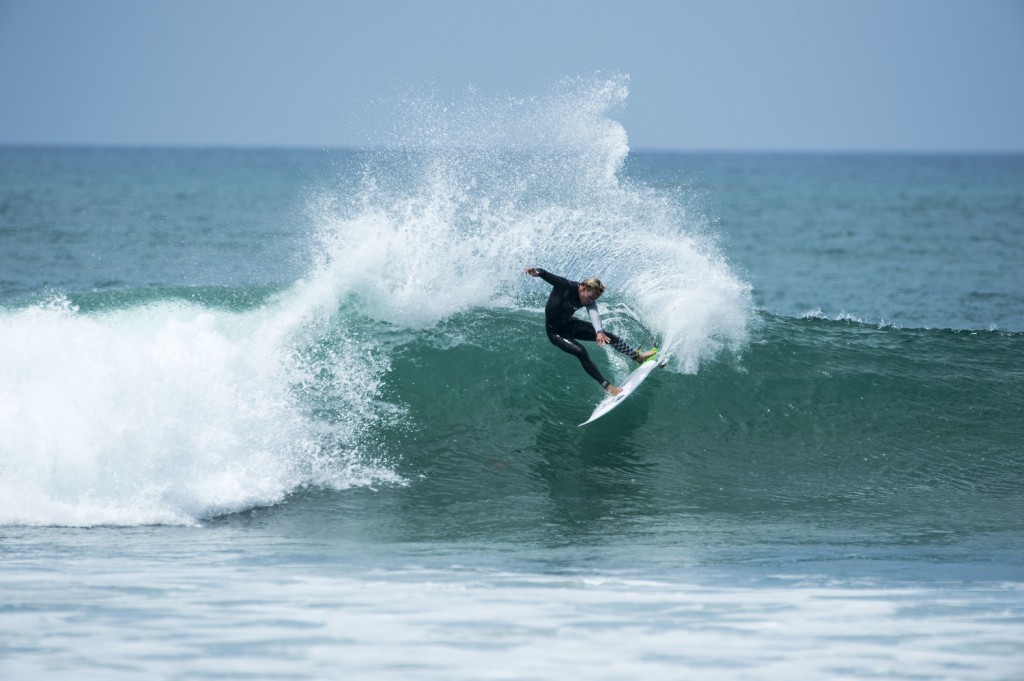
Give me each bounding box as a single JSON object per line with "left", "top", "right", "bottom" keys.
{"left": 534, "top": 269, "right": 638, "bottom": 387}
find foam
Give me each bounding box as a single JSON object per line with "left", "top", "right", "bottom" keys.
{"left": 0, "top": 296, "right": 398, "bottom": 526}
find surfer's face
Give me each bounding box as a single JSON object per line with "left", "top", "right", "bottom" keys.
{"left": 579, "top": 285, "right": 601, "bottom": 305}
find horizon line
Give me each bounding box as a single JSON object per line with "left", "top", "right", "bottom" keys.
{"left": 2, "top": 142, "right": 1023, "bottom": 156}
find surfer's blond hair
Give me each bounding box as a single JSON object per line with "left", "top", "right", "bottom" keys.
{"left": 581, "top": 277, "right": 606, "bottom": 294}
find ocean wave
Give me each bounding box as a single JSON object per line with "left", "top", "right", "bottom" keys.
{"left": 2, "top": 290, "right": 1020, "bottom": 528}
{"left": 14, "top": 76, "right": 1020, "bottom": 529}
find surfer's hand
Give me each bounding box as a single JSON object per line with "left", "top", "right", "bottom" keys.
{"left": 596, "top": 332, "right": 610, "bottom": 346}
{"left": 524, "top": 267, "right": 540, "bottom": 277}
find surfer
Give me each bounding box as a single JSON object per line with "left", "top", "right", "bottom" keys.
{"left": 524, "top": 267, "right": 656, "bottom": 396}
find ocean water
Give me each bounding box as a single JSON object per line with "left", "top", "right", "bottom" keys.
{"left": 2, "top": 78, "right": 1023, "bottom": 679}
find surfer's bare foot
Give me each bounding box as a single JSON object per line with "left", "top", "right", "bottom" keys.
{"left": 635, "top": 348, "right": 658, "bottom": 363}
{"left": 605, "top": 384, "right": 623, "bottom": 396}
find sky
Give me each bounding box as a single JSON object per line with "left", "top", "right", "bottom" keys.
{"left": 1, "top": 0, "right": 1022, "bottom": 152}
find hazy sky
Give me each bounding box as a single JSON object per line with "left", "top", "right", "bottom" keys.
{"left": 1, "top": 0, "right": 1022, "bottom": 151}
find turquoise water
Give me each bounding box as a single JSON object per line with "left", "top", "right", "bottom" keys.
{"left": 2, "top": 80, "right": 1023, "bottom": 679}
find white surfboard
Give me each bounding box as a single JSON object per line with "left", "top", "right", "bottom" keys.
{"left": 578, "top": 353, "right": 666, "bottom": 427}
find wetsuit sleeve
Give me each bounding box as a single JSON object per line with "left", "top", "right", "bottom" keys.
{"left": 586, "top": 304, "right": 604, "bottom": 333}
{"left": 535, "top": 268, "right": 574, "bottom": 290}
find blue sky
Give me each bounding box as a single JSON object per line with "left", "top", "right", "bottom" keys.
{"left": 1, "top": 0, "right": 1022, "bottom": 151}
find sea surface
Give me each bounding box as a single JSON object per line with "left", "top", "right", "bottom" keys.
{"left": 2, "top": 79, "right": 1023, "bottom": 679}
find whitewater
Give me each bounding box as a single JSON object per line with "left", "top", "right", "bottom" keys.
{"left": 1, "top": 76, "right": 1022, "bottom": 679}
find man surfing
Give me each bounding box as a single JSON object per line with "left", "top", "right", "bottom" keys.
{"left": 524, "top": 267, "right": 657, "bottom": 396}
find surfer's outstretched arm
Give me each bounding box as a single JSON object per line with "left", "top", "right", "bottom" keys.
{"left": 524, "top": 267, "right": 573, "bottom": 290}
